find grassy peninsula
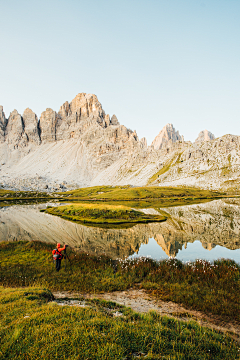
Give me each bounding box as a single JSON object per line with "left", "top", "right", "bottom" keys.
{"left": 43, "top": 203, "right": 166, "bottom": 226}
{"left": 0, "top": 286, "right": 238, "bottom": 360}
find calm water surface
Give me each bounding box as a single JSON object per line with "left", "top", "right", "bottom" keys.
{"left": 0, "top": 198, "right": 240, "bottom": 262}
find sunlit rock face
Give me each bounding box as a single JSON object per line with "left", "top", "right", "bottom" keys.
{"left": 4, "top": 110, "right": 27, "bottom": 148}
{"left": 39, "top": 108, "right": 59, "bottom": 142}
{"left": 56, "top": 93, "right": 108, "bottom": 140}
{"left": 0, "top": 93, "right": 144, "bottom": 190}
{"left": 22, "top": 108, "right": 40, "bottom": 145}
{"left": 0, "top": 199, "right": 239, "bottom": 259}
{"left": 151, "top": 124, "right": 183, "bottom": 150}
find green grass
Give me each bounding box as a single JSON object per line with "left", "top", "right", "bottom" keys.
{"left": 43, "top": 203, "right": 166, "bottom": 226}
{"left": 61, "top": 185, "right": 223, "bottom": 202}
{"left": 0, "top": 241, "right": 239, "bottom": 324}
{"left": 147, "top": 157, "right": 176, "bottom": 184}
{"left": 0, "top": 286, "right": 238, "bottom": 359}
{"left": 0, "top": 186, "right": 225, "bottom": 209}
{"left": 0, "top": 190, "right": 52, "bottom": 202}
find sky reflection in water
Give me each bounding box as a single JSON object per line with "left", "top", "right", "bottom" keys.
{"left": 130, "top": 238, "right": 240, "bottom": 263}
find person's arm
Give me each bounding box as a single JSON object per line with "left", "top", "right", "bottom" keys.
{"left": 58, "top": 245, "right": 66, "bottom": 252}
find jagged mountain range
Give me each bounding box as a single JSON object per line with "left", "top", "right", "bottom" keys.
{"left": 0, "top": 93, "right": 239, "bottom": 191}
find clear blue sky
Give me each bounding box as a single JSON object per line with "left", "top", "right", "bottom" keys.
{"left": 0, "top": 0, "right": 239, "bottom": 144}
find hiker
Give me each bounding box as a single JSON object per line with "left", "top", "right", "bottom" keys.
{"left": 52, "top": 243, "right": 67, "bottom": 271}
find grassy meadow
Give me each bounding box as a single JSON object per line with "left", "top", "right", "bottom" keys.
{"left": 0, "top": 241, "right": 239, "bottom": 324}
{"left": 60, "top": 185, "right": 223, "bottom": 202}
{"left": 0, "top": 189, "right": 51, "bottom": 200}
{"left": 0, "top": 186, "right": 226, "bottom": 210}
{"left": 42, "top": 203, "right": 166, "bottom": 226}
{"left": 1, "top": 286, "right": 239, "bottom": 360}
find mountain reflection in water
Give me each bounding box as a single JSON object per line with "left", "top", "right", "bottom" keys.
{"left": 0, "top": 198, "right": 240, "bottom": 262}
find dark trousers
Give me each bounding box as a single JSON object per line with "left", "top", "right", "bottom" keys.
{"left": 56, "top": 259, "right": 62, "bottom": 271}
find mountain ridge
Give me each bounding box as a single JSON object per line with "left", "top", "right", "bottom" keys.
{"left": 0, "top": 93, "right": 239, "bottom": 192}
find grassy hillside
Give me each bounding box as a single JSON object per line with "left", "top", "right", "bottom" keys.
{"left": 43, "top": 203, "right": 166, "bottom": 226}
{"left": 0, "top": 287, "right": 238, "bottom": 360}
{"left": 147, "top": 157, "right": 177, "bottom": 185}
{"left": 0, "top": 241, "right": 239, "bottom": 324}
{"left": 0, "top": 189, "right": 51, "bottom": 199}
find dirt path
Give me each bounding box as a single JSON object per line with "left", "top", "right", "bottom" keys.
{"left": 53, "top": 289, "right": 240, "bottom": 343}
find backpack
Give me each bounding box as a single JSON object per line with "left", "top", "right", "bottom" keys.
{"left": 53, "top": 249, "right": 62, "bottom": 260}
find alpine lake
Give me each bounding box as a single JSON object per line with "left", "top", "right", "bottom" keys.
{"left": 1, "top": 197, "right": 240, "bottom": 263}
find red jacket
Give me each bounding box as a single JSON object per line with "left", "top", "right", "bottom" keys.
{"left": 52, "top": 245, "right": 66, "bottom": 260}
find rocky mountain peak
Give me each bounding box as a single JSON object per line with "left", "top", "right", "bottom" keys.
{"left": 0, "top": 93, "right": 130, "bottom": 147}
{"left": 66, "top": 93, "right": 104, "bottom": 119}
{"left": 195, "top": 130, "right": 215, "bottom": 143}
{"left": 22, "top": 108, "right": 40, "bottom": 144}
{"left": 4, "top": 109, "right": 27, "bottom": 147}
{"left": 140, "top": 137, "right": 147, "bottom": 148}
{"left": 151, "top": 123, "right": 183, "bottom": 150}
{"left": 39, "top": 108, "right": 59, "bottom": 143}
{"left": 110, "top": 114, "right": 119, "bottom": 126}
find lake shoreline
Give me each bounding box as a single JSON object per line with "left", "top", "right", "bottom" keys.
{"left": 1, "top": 240, "right": 239, "bottom": 324}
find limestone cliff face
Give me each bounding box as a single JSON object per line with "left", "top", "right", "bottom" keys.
{"left": 140, "top": 137, "right": 147, "bottom": 149}
{"left": 39, "top": 108, "right": 59, "bottom": 142}
{"left": 1, "top": 93, "right": 126, "bottom": 146}
{"left": 4, "top": 110, "right": 28, "bottom": 148}
{"left": 151, "top": 123, "right": 183, "bottom": 150}
{"left": 57, "top": 93, "right": 106, "bottom": 140}
{"left": 0, "top": 93, "right": 143, "bottom": 189}
{"left": 110, "top": 114, "right": 119, "bottom": 126}
{"left": 195, "top": 130, "right": 215, "bottom": 143}
{"left": 22, "top": 108, "right": 40, "bottom": 145}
